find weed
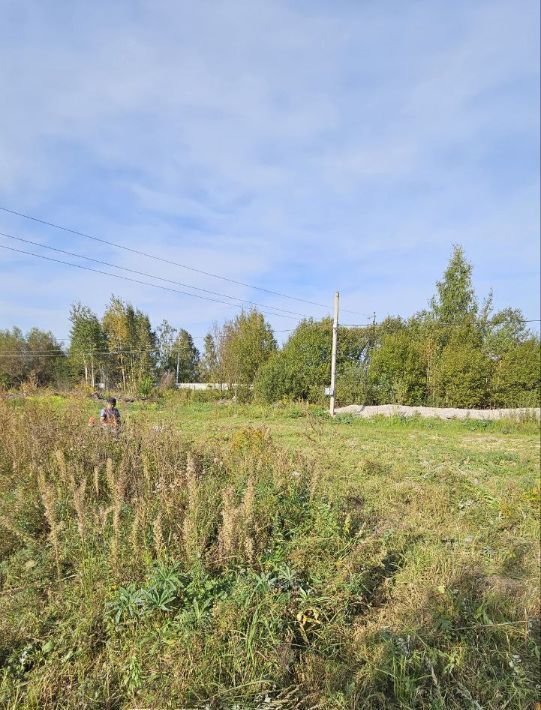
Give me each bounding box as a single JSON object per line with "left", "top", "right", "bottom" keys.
{"left": 0, "top": 396, "right": 538, "bottom": 708}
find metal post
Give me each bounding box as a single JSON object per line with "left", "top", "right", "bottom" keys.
{"left": 176, "top": 350, "right": 180, "bottom": 386}
{"left": 329, "top": 291, "right": 339, "bottom": 417}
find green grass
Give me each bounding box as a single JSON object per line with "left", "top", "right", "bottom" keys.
{"left": 0, "top": 392, "right": 539, "bottom": 708}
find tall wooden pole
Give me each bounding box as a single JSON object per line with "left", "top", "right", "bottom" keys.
{"left": 329, "top": 291, "right": 339, "bottom": 417}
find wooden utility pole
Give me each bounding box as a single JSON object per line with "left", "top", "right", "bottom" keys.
{"left": 176, "top": 350, "right": 180, "bottom": 386}
{"left": 329, "top": 291, "right": 339, "bottom": 417}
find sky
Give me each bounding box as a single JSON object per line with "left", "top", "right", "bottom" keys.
{"left": 0, "top": 0, "right": 539, "bottom": 345}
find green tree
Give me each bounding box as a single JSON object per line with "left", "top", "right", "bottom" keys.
{"left": 172, "top": 329, "right": 200, "bottom": 382}
{"left": 492, "top": 339, "right": 540, "bottom": 407}
{"left": 133, "top": 311, "right": 156, "bottom": 385}
{"left": 200, "top": 333, "right": 219, "bottom": 383}
{"left": 254, "top": 319, "right": 370, "bottom": 403}
{"left": 156, "top": 320, "right": 177, "bottom": 374}
{"left": 102, "top": 296, "right": 156, "bottom": 390}
{"left": 0, "top": 327, "right": 28, "bottom": 388}
{"left": 218, "top": 309, "right": 276, "bottom": 386}
{"left": 369, "top": 330, "right": 428, "bottom": 405}
{"left": 69, "top": 303, "right": 108, "bottom": 386}
{"left": 25, "top": 329, "right": 67, "bottom": 386}
{"left": 430, "top": 244, "right": 478, "bottom": 324}
{"left": 483, "top": 308, "right": 529, "bottom": 357}
{"left": 0, "top": 328, "right": 66, "bottom": 388}
{"left": 102, "top": 296, "right": 131, "bottom": 388}
{"left": 432, "top": 344, "right": 493, "bottom": 408}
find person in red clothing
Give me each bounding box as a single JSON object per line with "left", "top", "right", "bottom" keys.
{"left": 99, "top": 397, "right": 121, "bottom": 429}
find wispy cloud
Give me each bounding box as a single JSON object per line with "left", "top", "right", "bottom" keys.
{"left": 0, "top": 0, "right": 538, "bottom": 337}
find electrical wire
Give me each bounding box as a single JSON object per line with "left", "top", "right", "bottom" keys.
{"left": 340, "top": 319, "right": 541, "bottom": 328}
{"left": 0, "top": 243, "right": 301, "bottom": 321}
{"left": 0, "top": 205, "right": 370, "bottom": 317}
{"left": 0, "top": 230, "right": 311, "bottom": 319}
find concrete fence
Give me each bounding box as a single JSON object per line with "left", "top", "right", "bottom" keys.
{"left": 175, "top": 383, "right": 252, "bottom": 391}
{"left": 335, "top": 404, "right": 541, "bottom": 420}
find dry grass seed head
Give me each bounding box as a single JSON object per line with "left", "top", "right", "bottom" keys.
{"left": 110, "top": 461, "right": 128, "bottom": 569}
{"left": 218, "top": 486, "right": 238, "bottom": 561}
{"left": 130, "top": 499, "right": 143, "bottom": 556}
{"left": 54, "top": 449, "right": 76, "bottom": 493}
{"left": 72, "top": 475, "right": 87, "bottom": 541}
{"left": 185, "top": 453, "right": 198, "bottom": 510}
{"left": 93, "top": 465, "right": 100, "bottom": 497}
{"left": 153, "top": 512, "right": 164, "bottom": 560}
{"left": 142, "top": 453, "right": 151, "bottom": 494}
{"left": 95, "top": 505, "right": 113, "bottom": 534}
{"left": 105, "top": 458, "right": 114, "bottom": 496}
{"left": 37, "top": 467, "right": 61, "bottom": 576}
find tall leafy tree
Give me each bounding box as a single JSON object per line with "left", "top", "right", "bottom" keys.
{"left": 133, "top": 310, "right": 156, "bottom": 385}
{"left": 255, "top": 318, "right": 369, "bottom": 403}
{"left": 25, "top": 329, "right": 67, "bottom": 386}
{"left": 69, "top": 303, "right": 108, "bottom": 386}
{"left": 0, "top": 328, "right": 67, "bottom": 388}
{"left": 102, "top": 296, "right": 131, "bottom": 389}
{"left": 218, "top": 309, "right": 276, "bottom": 385}
{"left": 102, "top": 296, "right": 155, "bottom": 390}
{"left": 156, "top": 319, "right": 178, "bottom": 374}
{"left": 430, "top": 244, "right": 478, "bottom": 324}
{"left": 369, "top": 330, "right": 428, "bottom": 405}
{"left": 492, "top": 339, "right": 541, "bottom": 407}
{"left": 173, "top": 329, "right": 200, "bottom": 382}
{"left": 0, "top": 327, "right": 28, "bottom": 388}
{"left": 200, "top": 332, "right": 218, "bottom": 383}
{"left": 484, "top": 308, "right": 529, "bottom": 357}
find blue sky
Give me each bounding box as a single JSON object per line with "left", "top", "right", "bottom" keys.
{"left": 0, "top": 0, "right": 539, "bottom": 343}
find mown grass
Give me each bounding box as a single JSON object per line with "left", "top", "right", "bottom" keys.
{"left": 0, "top": 393, "right": 539, "bottom": 708}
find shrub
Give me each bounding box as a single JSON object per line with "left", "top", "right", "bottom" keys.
{"left": 369, "top": 331, "right": 428, "bottom": 405}
{"left": 137, "top": 375, "right": 155, "bottom": 398}
{"left": 255, "top": 319, "right": 370, "bottom": 404}
{"left": 432, "top": 344, "right": 493, "bottom": 408}
{"left": 0, "top": 400, "right": 374, "bottom": 707}
{"left": 254, "top": 351, "right": 306, "bottom": 402}
{"left": 335, "top": 361, "right": 371, "bottom": 406}
{"left": 491, "top": 339, "right": 541, "bottom": 407}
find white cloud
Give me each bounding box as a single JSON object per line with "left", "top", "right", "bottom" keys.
{"left": 0, "top": 0, "right": 538, "bottom": 336}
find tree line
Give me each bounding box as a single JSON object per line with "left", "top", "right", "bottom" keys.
{"left": 0, "top": 246, "right": 539, "bottom": 407}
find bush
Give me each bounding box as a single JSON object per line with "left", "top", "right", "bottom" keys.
{"left": 369, "top": 331, "right": 428, "bottom": 405}
{"left": 0, "top": 400, "right": 380, "bottom": 707}
{"left": 491, "top": 339, "right": 540, "bottom": 407}
{"left": 335, "top": 361, "right": 371, "bottom": 406}
{"left": 432, "top": 344, "right": 493, "bottom": 408}
{"left": 137, "top": 375, "right": 154, "bottom": 398}
{"left": 255, "top": 320, "right": 370, "bottom": 404}
{"left": 254, "top": 351, "right": 307, "bottom": 403}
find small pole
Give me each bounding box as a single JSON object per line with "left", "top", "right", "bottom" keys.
{"left": 176, "top": 349, "right": 180, "bottom": 386}
{"left": 90, "top": 351, "right": 95, "bottom": 388}
{"left": 329, "top": 291, "right": 339, "bottom": 417}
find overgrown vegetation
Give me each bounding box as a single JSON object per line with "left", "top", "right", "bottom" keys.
{"left": 0, "top": 396, "right": 539, "bottom": 707}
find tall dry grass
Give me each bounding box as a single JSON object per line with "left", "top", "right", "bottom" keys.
{"left": 0, "top": 399, "right": 539, "bottom": 709}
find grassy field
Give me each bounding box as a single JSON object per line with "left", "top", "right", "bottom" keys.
{"left": 0, "top": 392, "right": 539, "bottom": 708}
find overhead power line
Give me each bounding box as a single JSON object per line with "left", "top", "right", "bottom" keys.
{"left": 340, "top": 319, "right": 541, "bottom": 328}
{"left": 0, "top": 230, "right": 309, "bottom": 319}
{"left": 0, "top": 244, "right": 301, "bottom": 321}
{"left": 0, "top": 205, "right": 370, "bottom": 317}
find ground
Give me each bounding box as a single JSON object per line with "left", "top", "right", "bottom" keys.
{"left": 0, "top": 392, "right": 539, "bottom": 708}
